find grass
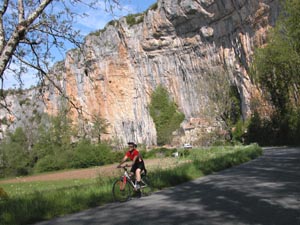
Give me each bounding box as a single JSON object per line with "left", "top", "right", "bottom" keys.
{"left": 1, "top": 179, "right": 97, "bottom": 197}
{"left": 0, "top": 144, "right": 262, "bottom": 225}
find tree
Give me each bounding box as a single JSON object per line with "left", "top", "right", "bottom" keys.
{"left": 0, "top": 0, "right": 121, "bottom": 92}
{"left": 31, "top": 108, "right": 76, "bottom": 172}
{"left": 250, "top": 0, "right": 300, "bottom": 145}
{"left": 90, "top": 115, "right": 109, "bottom": 143}
{"left": 0, "top": 127, "right": 32, "bottom": 176}
{"left": 33, "top": 107, "right": 74, "bottom": 157}
{"left": 149, "top": 85, "right": 185, "bottom": 145}
{"left": 252, "top": 0, "right": 300, "bottom": 110}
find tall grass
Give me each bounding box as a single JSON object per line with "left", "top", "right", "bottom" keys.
{"left": 0, "top": 177, "right": 114, "bottom": 225}
{"left": 0, "top": 144, "right": 262, "bottom": 225}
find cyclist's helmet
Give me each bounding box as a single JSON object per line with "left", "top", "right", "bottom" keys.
{"left": 127, "top": 142, "right": 137, "bottom": 148}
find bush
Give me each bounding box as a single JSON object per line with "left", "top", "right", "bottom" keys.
{"left": 246, "top": 110, "right": 300, "bottom": 146}
{"left": 0, "top": 128, "right": 32, "bottom": 177}
{"left": 142, "top": 148, "right": 178, "bottom": 159}
{"left": 71, "top": 141, "right": 101, "bottom": 168}
{"left": 34, "top": 155, "right": 63, "bottom": 172}
{"left": 149, "top": 3, "right": 158, "bottom": 11}
{"left": 126, "top": 13, "right": 144, "bottom": 27}
{"left": 32, "top": 140, "right": 125, "bottom": 173}
{"left": 0, "top": 187, "right": 9, "bottom": 200}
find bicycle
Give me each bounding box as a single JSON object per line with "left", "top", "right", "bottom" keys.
{"left": 112, "top": 166, "right": 153, "bottom": 202}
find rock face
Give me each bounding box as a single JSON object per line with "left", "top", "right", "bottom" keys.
{"left": 1, "top": 0, "right": 280, "bottom": 146}
{"left": 0, "top": 89, "right": 45, "bottom": 140}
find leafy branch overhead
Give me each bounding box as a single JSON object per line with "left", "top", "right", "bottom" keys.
{"left": 0, "top": 0, "right": 121, "bottom": 92}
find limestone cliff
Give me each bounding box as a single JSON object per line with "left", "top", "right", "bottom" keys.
{"left": 1, "top": 0, "right": 280, "bottom": 146}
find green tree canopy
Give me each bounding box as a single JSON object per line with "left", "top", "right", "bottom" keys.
{"left": 249, "top": 0, "right": 300, "bottom": 145}
{"left": 149, "top": 85, "right": 185, "bottom": 145}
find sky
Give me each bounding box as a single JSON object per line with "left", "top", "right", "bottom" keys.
{"left": 3, "top": 0, "right": 157, "bottom": 89}
{"left": 73, "top": 0, "right": 157, "bottom": 36}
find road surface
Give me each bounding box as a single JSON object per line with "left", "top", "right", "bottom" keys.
{"left": 35, "top": 147, "right": 300, "bottom": 225}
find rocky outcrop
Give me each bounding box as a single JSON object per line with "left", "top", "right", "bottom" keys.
{"left": 1, "top": 0, "right": 280, "bottom": 146}
{"left": 0, "top": 89, "right": 45, "bottom": 140}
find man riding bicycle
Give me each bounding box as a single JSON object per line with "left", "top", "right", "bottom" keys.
{"left": 117, "top": 142, "right": 146, "bottom": 189}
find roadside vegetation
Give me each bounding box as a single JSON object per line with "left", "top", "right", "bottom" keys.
{"left": 0, "top": 144, "right": 262, "bottom": 225}
{"left": 247, "top": 0, "right": 300, "bottom": 146}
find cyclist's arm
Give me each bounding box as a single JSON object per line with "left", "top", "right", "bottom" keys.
{"left": 119, "top": 154, "right": 139, "bottom": 167}
{"left": 117, "top": 155, "right": 129, "bottom": 167}
{"left": 131, "top": 153, "right": 141, "bottom": 166}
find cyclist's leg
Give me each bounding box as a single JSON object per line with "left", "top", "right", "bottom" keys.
{"left": 135, "top": 161, "right": 145, "bottom": 183}
{"left": 133, "top": 168, "right": 142, "bottom": 198}
{"left": 135, "top": 168, "right": 141, "bottom": 183}
{"left": 140, "top": 161, "right": 146, "bottom": 179}
{"left": 130, "top": 164, "right": 137, "bottom": 180}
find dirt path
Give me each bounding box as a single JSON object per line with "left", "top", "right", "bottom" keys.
{"left": 0, "top": 158, "right": 183, "bottom": 184}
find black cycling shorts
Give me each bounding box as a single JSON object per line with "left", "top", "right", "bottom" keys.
{"left": 131, "top": 160, "right": 146, "bottom": 174}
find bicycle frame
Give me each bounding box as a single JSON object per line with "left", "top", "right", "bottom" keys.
{"left": 121, "top": 167, "right": 139, "bottom": 190}
{"left": 113, "top": 166, "right": 151, "bottom": 202}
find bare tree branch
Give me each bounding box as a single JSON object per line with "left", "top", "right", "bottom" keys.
{"left": 18, "top": 0, "right": 25, "bottom": 23}
{"left": 25, "top": 0, "right": 52, "bottom": 27}
{"left": 12, "top": 48, "right": 85, "bottom": 118}
{"left": 0, "top": 0, "right": 9, "bottom": 15}
{"left": 0, "top": 0, "right": 53, "bottom": 80}
{"left": 0, "top": 0, "right": 9, "bottom": 52}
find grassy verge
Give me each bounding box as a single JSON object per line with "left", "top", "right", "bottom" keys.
{"left": 149, "top": 144, "right": 262, "bottom": 189}
{"left": 0, "top": 144, "right": 262, "bottom": 225}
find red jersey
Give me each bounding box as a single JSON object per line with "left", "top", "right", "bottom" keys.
{"left": 126, "top": 149, "right": 142, "bottom": 161}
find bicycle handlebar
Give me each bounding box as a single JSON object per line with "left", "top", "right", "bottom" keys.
{"left": 116, "top": 165, "right": 130, "bottom": 170}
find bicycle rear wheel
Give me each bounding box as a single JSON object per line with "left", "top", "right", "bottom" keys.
{"left": 140, "top": 175, "right": 153, "bottom": 197}
{"left": 112, "top": 178, "right": 132, "bottom": 202}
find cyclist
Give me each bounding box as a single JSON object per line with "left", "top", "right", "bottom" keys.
{"left": 117, "top": 142, "right": 146, "bottom": 189}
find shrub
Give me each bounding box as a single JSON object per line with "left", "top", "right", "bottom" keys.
{"left": 246, "top": 110, "right": 300, "bottom": 146}
{"left": 0, "top": 128, "right": 32, "bottom": 177}
{"left": 71, "top": 141, "right": 123, "bottom": 168}
{"left": 126, "top": 13, "right": 144, "bottom": 27}
{"left": 34, "top": 155, "right": 63, "bottom": 172}
{"left": 148, "top": 3, "right": 158, "bottom": 11}
{"left": 142, "top": 148, "right": 178, "bottom": 159}
{"left": 0, "top": 187, "right": 9, "bottom": 200}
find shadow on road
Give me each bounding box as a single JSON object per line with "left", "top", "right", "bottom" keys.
{"left": 36, "top": 147, "right": 300, "bottom": 225}
{"left": 149, "top": 147, "right": 300, "bottom": 225}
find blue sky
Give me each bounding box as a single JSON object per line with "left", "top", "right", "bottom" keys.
{"left": 3, "top": 0, "right": 157, "bottom": 89}
{"left": 74, "top": 0, "right": 157, "bottom": 36}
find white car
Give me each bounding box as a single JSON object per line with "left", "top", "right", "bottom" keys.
{"left": 183, "top": 143, "right": 192, "bottom": 149}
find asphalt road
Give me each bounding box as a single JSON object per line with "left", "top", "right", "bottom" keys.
{"left": 35, "top": 147, "right": 300, "bottom": 225}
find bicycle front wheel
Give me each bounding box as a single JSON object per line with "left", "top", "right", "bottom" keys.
{"left": 112, "top": 178, "right": 132, "bottom": 202}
